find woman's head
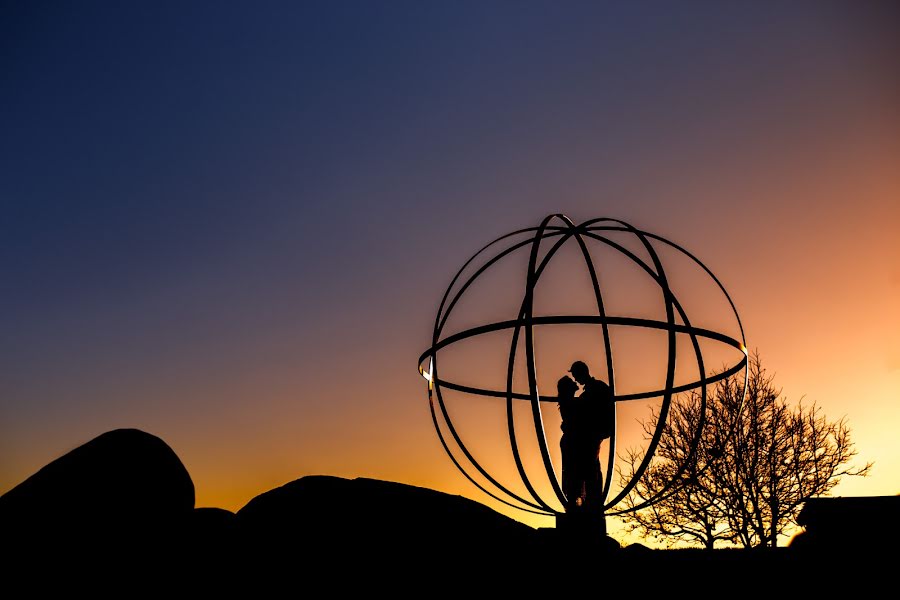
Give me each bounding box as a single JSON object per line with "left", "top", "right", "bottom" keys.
{"left": 557, "top": 375, "right": 578, "bottom": 398}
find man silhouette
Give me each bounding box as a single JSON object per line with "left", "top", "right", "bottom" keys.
{"left": 567, "top": 360, "right": 614, "bottom": 514}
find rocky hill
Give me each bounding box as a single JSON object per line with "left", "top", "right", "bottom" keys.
{"left": 1, "top": 429, "right": 891, "bottom": 593}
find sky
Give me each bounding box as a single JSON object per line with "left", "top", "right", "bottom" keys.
{"left": 2, "top": 1, "right": 898, "bottom": 547}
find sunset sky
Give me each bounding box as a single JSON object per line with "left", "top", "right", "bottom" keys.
{"left": 2, "top": 2, "right": 898, "bottom": 546}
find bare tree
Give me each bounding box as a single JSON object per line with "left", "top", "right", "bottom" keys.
{"left": 617, "top": 351, "right": 872, "bottom": 549}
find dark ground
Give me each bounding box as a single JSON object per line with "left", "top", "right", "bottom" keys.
{"left": 0, "top": 429, "right": 890, "bottom": 594}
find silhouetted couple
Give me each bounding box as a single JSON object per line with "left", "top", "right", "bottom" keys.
{"left": 557, "top": 361, "right": 614, "bottom": 515}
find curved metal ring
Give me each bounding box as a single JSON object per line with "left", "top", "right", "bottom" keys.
{"left": 419, "top": 216, "right": 747, "bottom": 517}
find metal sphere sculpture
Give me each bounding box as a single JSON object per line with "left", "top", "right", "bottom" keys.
{"left": 417, "top": 215, "right": 747, "bottom": 518}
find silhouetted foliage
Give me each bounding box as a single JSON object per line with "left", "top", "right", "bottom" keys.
{"left": 617, "top": 351, "right": 872, "bottom": 549}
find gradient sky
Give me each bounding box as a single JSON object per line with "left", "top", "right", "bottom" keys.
{"left": 2, "top": 2, "right": 898, "bottom": 546}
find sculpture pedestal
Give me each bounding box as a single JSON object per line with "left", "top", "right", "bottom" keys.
{"left": 556, "top": 509, "right": 607, "bottom": 543}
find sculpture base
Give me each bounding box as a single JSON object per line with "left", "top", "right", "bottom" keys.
{"left": 556, "top": 509, "right": 607, "bottom": 543}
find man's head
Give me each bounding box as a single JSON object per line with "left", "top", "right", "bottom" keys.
{"left": 569, "top": 361, "right": 591, "bottom": 385}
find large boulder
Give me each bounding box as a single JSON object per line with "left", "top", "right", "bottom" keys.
{"left": 0, "top": 428, "right": 195, "bottom": 559}
{"left": 235, "top": 475, "right": 540, "bottom": 572}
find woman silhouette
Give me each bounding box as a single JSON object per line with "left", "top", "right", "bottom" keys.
{"left": 556, "top": 375, "right": 583, "bottom": 510}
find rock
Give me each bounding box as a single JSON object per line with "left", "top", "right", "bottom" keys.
{"left": 188, "top": 507, "right": 238, "bottom": 575}
{"left": 0, "top": 428, "right": 195, "bottom": 558}
{"left": 235, "top": 475, "right": 539, "bottom": 572}
{"left": 192, "top": 506, "right": 236, "bottom": 536}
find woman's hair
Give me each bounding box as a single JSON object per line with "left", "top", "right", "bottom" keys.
{"left": 557, "top": 375, "right": 577, "bottom": 398}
